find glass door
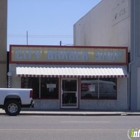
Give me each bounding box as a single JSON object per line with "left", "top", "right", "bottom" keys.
{"left": 61, "top": 79, "right": 78, "bottom": 108}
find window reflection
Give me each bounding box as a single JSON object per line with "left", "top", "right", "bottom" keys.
{"left": 62, "top": 80, "right": 77, "bottom": 91}
{"left": 21, "top": 77, "right": 58, "bottom": 99}
{"left": 21, "top": 77, "right": 39, "bottom": 98}
{"left": 41, "top": 78, "right": 58, "bottom": 99}
{"left": 99, "top": 78, "right": 116, "bottom": 99}
{"left": 81, "top": 78, "right": 98, "bottom": 99}
{"left": 81, "top": 78, "right": 117, "bottom": 99}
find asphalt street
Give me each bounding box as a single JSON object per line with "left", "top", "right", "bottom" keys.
{"left": 0, "top": 115, "right": 140, "bottom": 140}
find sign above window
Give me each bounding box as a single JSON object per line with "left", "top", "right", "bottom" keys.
{"left": 10, "top": 45, "right": 128, "bottom": 65}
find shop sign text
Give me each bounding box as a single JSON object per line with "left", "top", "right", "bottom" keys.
{"left": 11, "top": 46, "right": 127, "bottom": 64}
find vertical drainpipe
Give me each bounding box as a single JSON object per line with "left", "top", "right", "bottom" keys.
{"left": 128, "top": 0, "right": 136, "bottom": 110}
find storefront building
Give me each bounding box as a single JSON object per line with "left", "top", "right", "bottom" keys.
{"left": 9, "top": 45, "right": 128, "bottom": 110}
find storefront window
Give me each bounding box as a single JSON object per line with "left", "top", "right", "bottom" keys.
{"left": 21, "top": 77, "right": 58, "bottom": 99}
{"left": 81, "top": 78, "right": 117, "bottom": 99}
{"left": 99, "top": 78, "right": 116, "bottom": 99}
{"left": 81, "top": 78, "right": 98, "bottom": 99}
{"left": 41, "top": 78, "right": 58, "bottom": 99}
{"left": 21, "top": 77, "right": 39, "bottom": 98}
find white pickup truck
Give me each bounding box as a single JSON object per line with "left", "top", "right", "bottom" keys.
{"left": 0, "top": 88, "right": 34, "bottom": 116}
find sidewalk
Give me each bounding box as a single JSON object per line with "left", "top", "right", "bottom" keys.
{"left": 0, "top": 108, "right": 140, "bottom": 116}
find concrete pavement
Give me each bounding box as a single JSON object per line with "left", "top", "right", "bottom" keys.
{"left": 0, "top": 108, "right": 140, "bottom": 116}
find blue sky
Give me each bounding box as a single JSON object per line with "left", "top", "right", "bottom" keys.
{"left": 8, "top": 0, "right": 101, "bottom": 49}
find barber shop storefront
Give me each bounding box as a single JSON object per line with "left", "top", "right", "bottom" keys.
{"left": 9, "top": 45, "right": 128, "bottom": 110}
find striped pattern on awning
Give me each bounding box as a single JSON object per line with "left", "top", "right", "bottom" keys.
{"left": 16, "top": 65, "right": 128, "bottom": 78}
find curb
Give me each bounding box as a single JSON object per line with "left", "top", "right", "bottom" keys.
{"left": 0, "top": 109, "right": 140, "bottom": 116}
{"left": 19, "top": 112, "right": 140, "bottom": 116}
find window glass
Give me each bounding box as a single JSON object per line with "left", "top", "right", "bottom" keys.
{"left": 21, "top": 77, "right": 58, "bottom": 99}
{"left": 99, "top": 78, "right": 117, "bottom": 99}
{"left": 62, "top": 80, "right": 77, "bottom": 91}
{"left": 81, "top": 78, "right": 98, "bottom": 99}
{"left": 41, "top": 78, "right": 58, "bottom": 99}
{"left": 81, "top": 78, "right": 117, "bottom": 99}
{"left": 21, "top": 77, "right": 39, "bottom": 98}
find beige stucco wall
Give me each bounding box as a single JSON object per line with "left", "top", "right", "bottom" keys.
{"left": 74, "top": 0, "right": 130, "bottom": 50}
{"left": 0, "top": 0, "right": 7, "bottom": 87}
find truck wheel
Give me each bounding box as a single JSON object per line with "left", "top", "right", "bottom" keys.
{"left": 5, "top": 101, "right": 21, "bottom": 116}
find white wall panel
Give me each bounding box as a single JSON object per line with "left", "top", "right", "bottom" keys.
{"left": 74, "top": 0, "right": 130, "bottom": 50}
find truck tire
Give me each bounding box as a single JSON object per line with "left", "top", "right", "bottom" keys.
{"left": 5, "top": 100, "right": 21, "bottom": 116}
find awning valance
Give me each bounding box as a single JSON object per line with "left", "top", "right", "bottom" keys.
{"left": 16, "top": 65, "right": 128, "bottom": 78}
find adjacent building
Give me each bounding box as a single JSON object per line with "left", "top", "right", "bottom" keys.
{"left": 74, "top": 0, "right": 130, "bottom": 48}
{"left": 130, "top": 0, "right": 140, "bottom": 111}
{"left": 0, "top": 0, "right": 7, "bottom": 87}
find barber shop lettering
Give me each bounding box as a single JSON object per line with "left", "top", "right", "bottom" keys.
{"left": 94, "top": 50, "right": 122, "bottom": 61}
{"left": 12, "top": 47, "right": 126, "bottom": 63}
{"left": 15, "top": 50, "right": 88, "bottom": 61}
{"left": 16, "top": 50, "right": 41, "bottom": 60}
{"left": 15, "top": 49, "right": 123, "bottom": 61}
{"left": 47, "top": 50, "right": 88, "bottom": 61}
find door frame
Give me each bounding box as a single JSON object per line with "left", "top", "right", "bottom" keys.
{"left": 61, "top": 78, "right": 78, "bottom": 108}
